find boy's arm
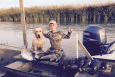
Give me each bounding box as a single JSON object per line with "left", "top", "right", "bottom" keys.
{"left": 43, "top": 33, "right": 49, "bottom": 38}
{"left": 61, "top": 27, "right": 73, "bottom": 39}
{"left": 61, "top": 32, "right": 71, "bottom": 39}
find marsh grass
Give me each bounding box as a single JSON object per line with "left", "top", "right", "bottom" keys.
{"left": 0, "top": 2, "right": 115, "bottom": 24}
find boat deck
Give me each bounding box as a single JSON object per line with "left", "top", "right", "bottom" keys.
{"left": 0, "top": 44, "right": 114, "bottom": 77}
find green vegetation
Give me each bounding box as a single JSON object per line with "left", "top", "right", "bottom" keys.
{"left": 0, "top": 2, "right": 115, "bottom": 24}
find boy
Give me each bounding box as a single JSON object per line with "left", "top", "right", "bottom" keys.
{"left": 44, "top": 20, "right": 73, "bottom": 57}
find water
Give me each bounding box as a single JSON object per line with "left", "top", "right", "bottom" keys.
{"left": 0, "top": 22, "right": 115, "bottom": 58}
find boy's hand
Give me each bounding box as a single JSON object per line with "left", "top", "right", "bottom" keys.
{"left": 68, "top": 27, "right": 73, "bottom": 33}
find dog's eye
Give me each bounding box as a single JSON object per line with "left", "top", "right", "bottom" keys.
{"left": 39, "top": 31, "right": 41, "bottom": 32}
{"left": 36, "top": 31, "right": 38, "bottom": 32}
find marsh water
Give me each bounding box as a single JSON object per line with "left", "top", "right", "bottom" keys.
{"left": 0, "top": 21, "right": 115, "bottom": 58}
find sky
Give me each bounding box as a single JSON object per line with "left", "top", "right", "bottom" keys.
{"left": 0, "top": 0, "right": 115, "bottom": 9}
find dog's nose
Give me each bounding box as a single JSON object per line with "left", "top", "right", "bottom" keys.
{"left": 38, "top": 34, "right": 40, "bottom": 38}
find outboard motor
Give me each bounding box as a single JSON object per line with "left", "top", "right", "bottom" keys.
{"left": 83, "top": 25, "right": 107, "bottom": 56}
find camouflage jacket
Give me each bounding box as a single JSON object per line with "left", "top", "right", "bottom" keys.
{"left": 44, "top": 31, "right": 71, "bottom": 56}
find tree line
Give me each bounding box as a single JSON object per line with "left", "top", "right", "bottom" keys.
{"left": 0, "top": 3, "right": 115, "bottom": 24}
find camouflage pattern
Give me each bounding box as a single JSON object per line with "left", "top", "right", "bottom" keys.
{"left": 44, "top": 31, "right": 71, "bottom": 57}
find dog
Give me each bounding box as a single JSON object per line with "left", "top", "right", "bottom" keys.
{"left": 31, "top": 28, "right": 45, "bottom": 52}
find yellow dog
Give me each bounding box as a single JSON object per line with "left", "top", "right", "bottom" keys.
{"left": 31, "top": 28, "right": 45, "bottom": 52}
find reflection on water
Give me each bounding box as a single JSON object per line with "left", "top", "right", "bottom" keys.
{"left": 0, "top": 21, "right": 115, "bottom": 58}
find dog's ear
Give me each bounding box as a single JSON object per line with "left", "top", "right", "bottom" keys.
{"left": 42, "top": 28, "right": 45, "bottom": 33}
{"left": 33, "top": 29, "right": 36, "bottom": 34}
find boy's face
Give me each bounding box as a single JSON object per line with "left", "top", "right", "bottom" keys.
{"left": 49, "top": 23, "right": 57, "bottom": 31}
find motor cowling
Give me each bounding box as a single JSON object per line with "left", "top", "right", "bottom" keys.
{"left": 83, "top": 25, "right": 107, "bottom": 56}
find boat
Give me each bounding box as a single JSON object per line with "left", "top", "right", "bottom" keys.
{"left": 0, "top": 44, "right": 113, "bottom": 77}
{"left": 0, "top": 25, "right": 115, "bottom": 77}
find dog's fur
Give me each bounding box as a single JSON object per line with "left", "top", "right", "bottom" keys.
{"left": 31, "top": 28, "right": 45, "bottom": 52}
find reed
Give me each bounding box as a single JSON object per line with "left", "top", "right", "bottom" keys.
{"left": 0, "top": 2, "right": 115, "bottom": 23}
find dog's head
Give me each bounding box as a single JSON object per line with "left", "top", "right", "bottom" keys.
{"left": 33, "top": 28, "right": 45, "bottom": 38}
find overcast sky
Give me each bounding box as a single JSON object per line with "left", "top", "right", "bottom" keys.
{"left": 0, "top": 0, "right": 115, "bottom": 9}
